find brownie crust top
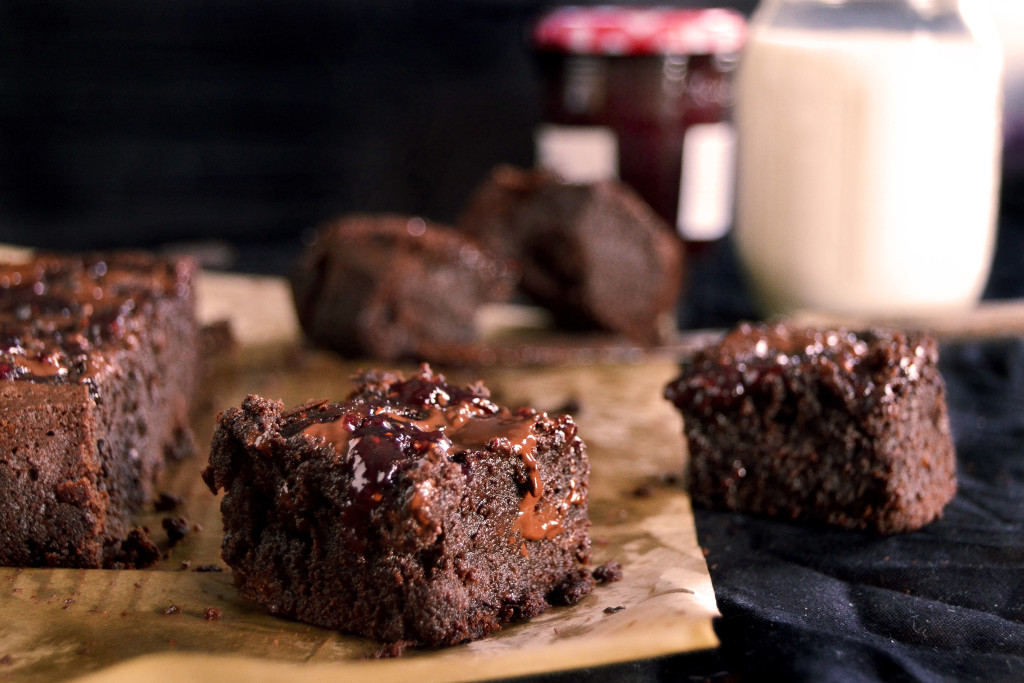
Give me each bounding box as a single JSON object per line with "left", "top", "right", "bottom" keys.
{"left": 206, "top": 364, "right": 585, "bottom": 545}
{"left": 666, "top": 322, "right": 938, "bottom": 419}
{"left": 0, "top": 252, "right": 195, "bottom": 386}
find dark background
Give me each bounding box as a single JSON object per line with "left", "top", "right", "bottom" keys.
{"left": 0, "top": 0, "right": 758, "bottom": 275}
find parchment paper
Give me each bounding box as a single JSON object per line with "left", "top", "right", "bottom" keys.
{"left": 0, "top": 271, "right": 719, "bottom": 682}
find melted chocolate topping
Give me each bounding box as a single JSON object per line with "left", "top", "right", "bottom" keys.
{"left": 666, "top": 322, "right": 935, "bottom": 419}
{"left": 0, "top": 253, "right": 193, "bottom": 386}
{"left": 292, "top": 366, "right": 580, "bottom": 542}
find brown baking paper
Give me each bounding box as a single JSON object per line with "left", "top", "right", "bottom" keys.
{"left": 0, "top": 272, "right": 718, "bottom": 682}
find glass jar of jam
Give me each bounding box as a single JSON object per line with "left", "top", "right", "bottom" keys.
{"left": 532, "top": 6, "right": 747, "bottom": 247}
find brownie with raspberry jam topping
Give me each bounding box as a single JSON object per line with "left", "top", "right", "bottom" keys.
{"left": 203, "top": 364, "right": 593, "bottom": 647}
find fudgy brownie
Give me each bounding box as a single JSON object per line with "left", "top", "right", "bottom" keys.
{"left": 664, "top": 322, "right": 956, "bottom": 534}
{"left": 458, "top": 165, "right": 684, "bottom": 345}
{"left": 0, "top": 252, "right": 200, "bottom": 567}
{"left": 203, "top": 364, "right": 593, "bottom": 647}
{"left": 290, "top": 214, "right": 516, "bottom": 361}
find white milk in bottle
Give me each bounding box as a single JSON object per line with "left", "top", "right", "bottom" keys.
{"left": 733, "top": 0, "right": 1003, "bottom": 317}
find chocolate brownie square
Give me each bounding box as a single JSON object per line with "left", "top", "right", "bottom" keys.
{"left": 664, "top": 322, "right": 957, "bottom": 533}
{"left": 203, "top": 364, "right": 593, "bottom": 646}
{"left": 290, "top": 214, "right": 516, "bottom": 361}
{"left": 0, "top": 252, "right": 200, "bottom": 567}
{"left": 458, "top": 165, "right": 684, "bottom": 345}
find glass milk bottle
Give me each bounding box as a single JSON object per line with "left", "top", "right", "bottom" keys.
{"left": 733, "top": 0, "right": 1003, "bottom": 317}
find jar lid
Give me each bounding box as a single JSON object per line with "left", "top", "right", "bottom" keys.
{"left": 533, "top": 6, "right": 747, "bottom": 56}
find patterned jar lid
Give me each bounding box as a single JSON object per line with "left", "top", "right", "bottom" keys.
{"left": 533, "top": 6, "right": 747, "bottom": 56}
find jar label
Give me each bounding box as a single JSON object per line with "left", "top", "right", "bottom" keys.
{"left": 677, "top": 122, "right": 736, "bottom": 241}
{"left": 534, "top": 124, "right": 618, "bottom": 183}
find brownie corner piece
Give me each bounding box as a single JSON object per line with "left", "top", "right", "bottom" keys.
{"left": 665, "top": 322, "right": 956, "bottom": 534}
{"left": 457, "top": 165, "right": 684, "bottom": 345}
{"left": 204, "top": 364, "right": 593, "bottom": 647}
{"left": 0, "top": 251, "right": 200, "bottom": 567}
{"left": 289, "top": 214, "right": 517, "bottom": 361}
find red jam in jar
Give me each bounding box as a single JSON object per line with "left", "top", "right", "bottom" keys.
{"left": 533, "top": 6, "right": 746, "bottom": 247}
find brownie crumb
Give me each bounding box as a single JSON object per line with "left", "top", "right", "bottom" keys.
{"left": 631, "top": 484, "right": 654, "bottom": 498}
{"left": 203, "top": 607, "right": 223, "bottom": 621}
{"left": 162, "top": 605, "right": 181, "bottom": 615}
{"left": 660, "top": 472, "right": 683, "bottom": 487}
{"left": 107, "top": 528, "right": 161, "bottom": 569}
{"left": 592, "top": 561, "right": 624, "bottom": 584}
{"left": 162, "top": 517, "right": 190, "bottom": 546}
{"left": 154, "top": 492, "right": 183, "bottom": 512}
{"left": 1, "top": 654, "right": 12, "bottom": 666}
{"left": 550, "top": 568, "right": 596, "bottom": 606}
{"left": 603, "top": 606, "right": 626, "bottom": 614}
{"left": 193, "top": 564, "right": 223, "bottom": 573}
{"left": 180, "top": 560, "right": 192, "bottom": 569}
{"left": 552, "top": 396, "right": 582, "bottom": 416}
{"left": 63, "top": 597, "right": 75, "bottom": 610}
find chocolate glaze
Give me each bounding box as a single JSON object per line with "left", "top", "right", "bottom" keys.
{"left": 293, "top": 365, "right": 579, "bottom": 542}
{"left": 666, "top": 322, "right": 934, "bottom": 420}
{"left": 0, "top": 252, "right": 193, "bottom": 386}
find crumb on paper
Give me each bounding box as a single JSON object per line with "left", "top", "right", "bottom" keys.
{"left": 193, "top": 564, "right": 223, "bottom": 573}
{"left": 592, "top": 561, "right": 623, "bottom": 585}
{"left": 162, "top": 516, "right": 190, "bottom": 546}
{"left": 603, "top": 606, "right": 626, "bottom": 614}
{"left": 108, "top": 528, "right": 160, "bottom": 569}
{"left": 631, "top": 483, "right": 654, "bottom": 498}
{"left": 162, "top": 605, "right": 181, "bottom": 616}
{"left": 660, "top": 472, "right": 682, "bottom": 487}
{"left": 1, "top": 654, "right": 12, "bottom": 666}
{"left": 154, "top": 491, "right": 183, "bottom": 512}
{"left": 552, "top": 396, "right": 582, "bottom": 416}
{"left": 204, "top": 607, "right": 223, "bottom": 621}
{"left": 181, "top": 560, "right": 192, "bottom": 570}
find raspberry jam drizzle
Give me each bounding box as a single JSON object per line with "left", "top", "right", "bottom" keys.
{"left": 0, "top": 253, "right": 192, "bottom": 385}
{"left": 292, "top": 367, "right": 580, "bottom": 542}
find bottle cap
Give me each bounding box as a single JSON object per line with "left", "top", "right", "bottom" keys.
{"left": 533, "top": 6, "right": 747, "bottom": 56}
